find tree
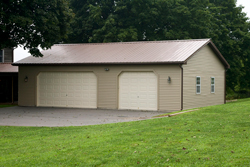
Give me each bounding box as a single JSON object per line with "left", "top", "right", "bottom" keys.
{"left": 67, "top": 0, "right": 250, "bottom": 91}
{"left": 67, "top": 0, "right": 214, "bottom": 42}
{"left": 208, "top": 0, "right": 250, "bottom": 90}
{"left": 0, "top": 0, "right": 73, "bottom": 57}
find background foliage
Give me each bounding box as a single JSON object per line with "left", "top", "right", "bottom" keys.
{"left": 1, "top": 0, "right": 249, "bottom": 93}
{"left": 66, "top": 0, "right": 250, "bottom": 93}
{"left": 0, "top": 0, "right": 73, "bottom": 57}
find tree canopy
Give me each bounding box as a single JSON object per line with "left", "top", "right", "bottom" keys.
{"left": 0, "top": 0, "right": 73, "bottom": 57}
{"left": 1, "top": 0, "right": 249, "bottom": 91}
{"left": 208, "top": 0, "right": 250, "bottom": 91}
{"left": 67, "top": 0, "right": 214, "bottom": 42}
{"left": 66, "top": 0, "right": 250, "bottom": 91}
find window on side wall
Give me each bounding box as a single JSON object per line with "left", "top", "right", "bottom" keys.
{"left": 0, "top": 50, "right": 3, "bottom": 63}
{"left": 196, "top": 76, "right": 201, "bottom": 94}
{"left": 211, "top": 77, "right": 215, "bottom": 93}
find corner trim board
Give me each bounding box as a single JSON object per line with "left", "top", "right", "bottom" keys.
{"left": 179, "top": 64, "right": 183, "bottom": 110}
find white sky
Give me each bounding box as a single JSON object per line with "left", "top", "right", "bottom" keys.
{"left": 13, "top": 1, "right": 250, "bottom": 62}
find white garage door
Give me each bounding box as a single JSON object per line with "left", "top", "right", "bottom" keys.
{"left": 119, "top": 72, "right": 157, "bottom": 111}
{"left": 37, "top": 72, "right": 97, "bottom": 108}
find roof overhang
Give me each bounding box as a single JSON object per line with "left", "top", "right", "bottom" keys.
{"left": 12, "top": 62, "right": 187, "bottom": 66}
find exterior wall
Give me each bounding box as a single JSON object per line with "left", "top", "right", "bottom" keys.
{"left": 18, "top": 64, "right": 182, "bottom": 111}
{"left": 3, "top": 48, "right": 13, "bottom": 63}
{"left": 183, "top": 45, "right": 225, "bottom": 110}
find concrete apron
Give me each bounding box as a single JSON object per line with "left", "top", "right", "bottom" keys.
{"left": 0, "top": 106, "right": 168, "bottom": 127}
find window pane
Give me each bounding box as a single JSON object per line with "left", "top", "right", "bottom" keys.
{"left": 211, "top": 78, "right": 214, "bottom": 84}
{"left": 197, "top": 86, "right": 200, "bottom": 93}
{"left": 211, "top": 85, "right": 214, "bottom": 93}
{"left": 196, "top": 77, "right": 200, "bottom": 84}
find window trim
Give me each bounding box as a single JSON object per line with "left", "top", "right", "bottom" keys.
{"left": 211, "top": 77, "right": 215, "bottom": 93}
{"left": 196, "top": 76, "right": 201, "bottom": 94}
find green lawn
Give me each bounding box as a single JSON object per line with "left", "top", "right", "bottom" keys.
{"left": 0, "top": 99, "right": 250, "bottom": 166}
{"left": 0, "top": 104, "right": 17, "bottom": 108}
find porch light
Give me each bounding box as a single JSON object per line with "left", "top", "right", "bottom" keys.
{"left": 24, "top": 76, "right": 28, "bottom": 82}
{"left": 168, "top": 76, "right": 171, "bottom": 83}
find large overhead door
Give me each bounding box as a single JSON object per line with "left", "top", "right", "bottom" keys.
{"left": 119, "top": 72, "right": 157, "bottom": 111}
{"left": 37, "top": 72, "right": 97, "bottom": 108}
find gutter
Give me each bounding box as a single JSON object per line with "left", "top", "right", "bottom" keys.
{"left": 11, "top": 62, "right": 187, "bottom": 66}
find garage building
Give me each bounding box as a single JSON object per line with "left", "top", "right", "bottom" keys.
{"left": 13, "top": 39, "right": 230, "bottom": 111}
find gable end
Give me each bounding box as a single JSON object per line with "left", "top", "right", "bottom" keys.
{"left": 184, "top": 40, "right": 230, "bottom": 69}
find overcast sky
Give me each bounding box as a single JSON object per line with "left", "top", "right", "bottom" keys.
{"left": 13, "top": 1, "right": 250, "bottom": 62}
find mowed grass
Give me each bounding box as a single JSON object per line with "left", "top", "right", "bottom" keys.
{"left": 1, "top": 99, "right": 250, "bottom": 166}
{"left": 0, "top": 104, "right": 17, "bottom": 108}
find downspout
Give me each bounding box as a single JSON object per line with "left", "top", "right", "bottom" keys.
{"left": 179, "top": 64, "right": 183, "bottom": 110}
{"left": 224, "top": 69, "right": 228, "bottom": 104}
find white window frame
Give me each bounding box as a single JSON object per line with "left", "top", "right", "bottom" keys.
{"left": 196, "top": 76, "right": 201, "bottom": 94}
{"left": 0, "top": 49, "right": 4, "bottom": 63}
{"left": 211, "top": 77, "right": 215, "bottom": 93}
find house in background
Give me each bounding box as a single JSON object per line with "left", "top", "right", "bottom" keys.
{"left": 0, "top": 48, "right": 18, "bottom": 103}
{"left": 13, "top": 39, "right": 230, "bottom": 111}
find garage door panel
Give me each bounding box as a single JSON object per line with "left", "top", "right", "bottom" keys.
{"left": 54, "top": 101, "right": 61, "bottom": 106}
{"left": 53, "top": 89, "right": 60, "bottom": 94}
{"left": 75, "top": 86, "right": 82, "bottom": 91}
{"left": 40, "top": 85, "right": 46, "bottom": 91}
{"left": 54, "top": 93, "right": 60, "bottom": 98}
{"left": 47, "top": 101, "right": 53, "bottom": 105}
{"left": 119, "top": 72, "right": 157, "bottom": 111}
{"left": 60, "top": 86, "right": 67, "bottom": 92}
{"left": 140, "top": 86, "right": 147, "bottom": 91}
{"left": 68, "top": 100, "right": 75, "bottom": 106}
{"left": 74, "top": 101, "right": 83, "bottom": 106}
{"left": 68, "top": 85, "right": 75, "bottom": 91}
{"left": 61, "top": 77, "right": 67, "bottom": 83}
{"left": 139, "top": 94, "right": 147, "bottom": 99}
{"left": 38, "top": 72, "right": 97, "bottom": 108}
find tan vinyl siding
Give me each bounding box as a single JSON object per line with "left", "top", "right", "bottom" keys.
{"left": 18, "top": 64, "right": 181, "bottom": 111}
{"left": 183, "top": 45, "right": 225, "bottom": 109}
{"left": 158, "top": 65, "right": 181, "bottom": 111}
{"left": 18, "top": 66, "right": 37, "bottom": 106}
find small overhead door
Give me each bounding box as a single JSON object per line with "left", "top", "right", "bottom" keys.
{"left": 119, "top": 72, "right": 157, "bottom": 111}
{"left": 37, "top": 72, "right": 97, "bottom": 108}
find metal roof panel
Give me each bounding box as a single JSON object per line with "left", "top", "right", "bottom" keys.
{"left": 13, "top": 39, "right": 229, "bottom": 68}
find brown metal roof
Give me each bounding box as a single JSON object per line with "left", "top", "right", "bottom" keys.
{"left": 12, "top": 39, "right": 230, "bottom": 68}
{"left": 0, "top": 63, "right": 18, "bottom": 73}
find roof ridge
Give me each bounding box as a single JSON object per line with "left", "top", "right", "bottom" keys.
{"left": 54, "top": 39, "right": 211, "bottom": 46}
